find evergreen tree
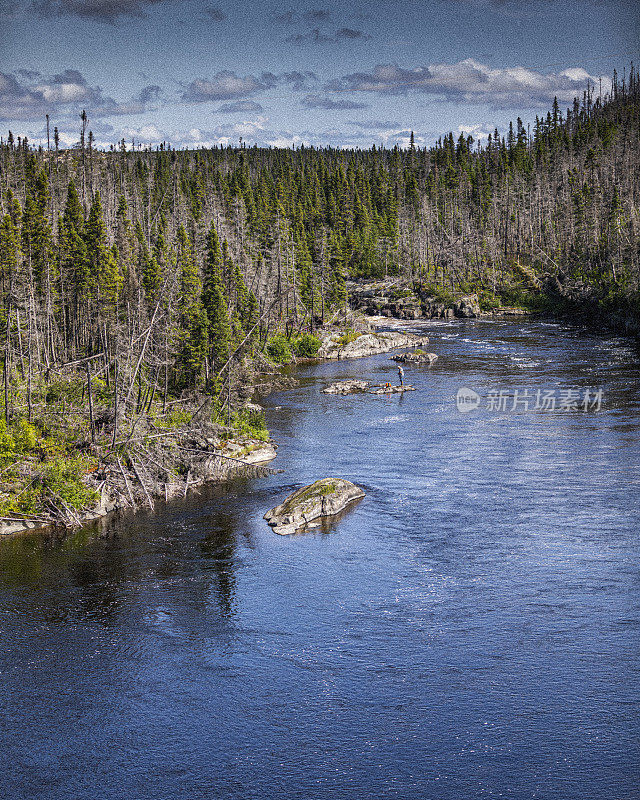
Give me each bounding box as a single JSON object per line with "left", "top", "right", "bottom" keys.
{"left": 59, "top": 181, "right": 88, "bottom": 322}
{"left": 21, "top": 170, "right": 54, "bottom": 292}
{"left": 202, "top": 223, "right": 232, "bottom": 375}
{"left": 85, "top": 193, "right": 122, "bottom": 314}
{"left": 174, "top": 225, "right": 207, "bottom": 390}
{"left": 0, "top": 214, "right": 20, "bottom": 297}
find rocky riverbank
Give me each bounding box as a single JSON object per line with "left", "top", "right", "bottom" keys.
{"left": 346, "top": 278, "right": 533, "bottom": 321}
{"left": 540, "top": 272, "right": 640, "bottom": 337}
{"left": 318, "top": 330, "right": 430, "bottom": 359}
{"left": 0, "top": 352, "right": 293, "bottom": 538}
{"left": 347, "top": 275, "right": 639, "bottom": 337}
{"left": 0, "top": 432, "right": 279, "bottom": 537}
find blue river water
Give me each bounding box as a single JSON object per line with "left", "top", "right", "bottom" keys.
{"left": 0, "top": 319, "right": 639, "bottom": 800}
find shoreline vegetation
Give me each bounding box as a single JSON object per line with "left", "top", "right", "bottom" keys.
{"left": 0, "top": 312, "right": 433, "bottom": 537}
{"left": 1, "top": 68, "right": 638, "bottom": 535}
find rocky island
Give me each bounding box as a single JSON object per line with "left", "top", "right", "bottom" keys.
{"left": 322, "top": 380, "right": 371, "bottom": 395}
{"left": 264, "top": 478, "right": 365, "bottom": 535}
{"left": 391, "top": 351, "right": 439, "bottom": 365}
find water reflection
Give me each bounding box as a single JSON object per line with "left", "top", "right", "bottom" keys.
{"left": 0, "top": 478, "right": 263, "bottom": 625}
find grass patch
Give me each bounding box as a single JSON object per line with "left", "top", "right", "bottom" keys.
{"left": 280, "top": 479, "right": 338, "bottom": 514}
{"left": 335, "top": 330, "right": 361, "bottom": 347}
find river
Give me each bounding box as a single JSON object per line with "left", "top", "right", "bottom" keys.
{"left": 1, "top": 319, "right": 639, "bottom": 800}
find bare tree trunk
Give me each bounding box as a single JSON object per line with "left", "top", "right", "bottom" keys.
{"left": 86, "top": 363, "right": 95, "bottom": 443}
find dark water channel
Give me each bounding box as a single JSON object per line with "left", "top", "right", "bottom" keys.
{"left": 1, "top": 319, "right": 639, "bottom": 800}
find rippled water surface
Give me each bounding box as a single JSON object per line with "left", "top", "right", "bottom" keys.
{"left": 1, "top": 320, "right": 639, "bottom": 800}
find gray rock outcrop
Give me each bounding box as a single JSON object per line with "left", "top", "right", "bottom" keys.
{"left": 322, "top": 380, "right": 370, "bottom": 394}
{"left": 391, "top": 351, "right": 438, "bottom": 365}
{"left": 453, "top": 294, "right": 481, "bottom": 318}
{"left": 264, "top": 478, "right": 365, "bottom": 535}
{"left": 318, "top": 331, "right": 429, "bottom": 360}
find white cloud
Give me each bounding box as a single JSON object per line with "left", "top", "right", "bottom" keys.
{"left": 457, "top": 123, "right": 495, "bottom": 141}
{"left": 0, "top": 69, "right": 161, "bottom": 121}
{"left": 182, "top": 73, "right": 266, "bottom": 103}
{"left": 328, "top": 58, "right": 606, "bottom": 109}
{"left": 181, "top": 71, "right": 315, "bottom": 103}
{"left": 302, "top": 94, "right": 368, "bottom": 110}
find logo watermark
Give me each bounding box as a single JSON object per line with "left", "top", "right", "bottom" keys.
{"left": 456, "top": 387, "right": 603, "bottom": 413}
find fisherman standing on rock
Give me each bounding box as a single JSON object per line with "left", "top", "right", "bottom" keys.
{"left": 398, "top": 365, "right": 404, "bottom": 387}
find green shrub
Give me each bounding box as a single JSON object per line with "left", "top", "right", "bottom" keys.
{"left": 478, "top": 292, "right": 501, "bottom": 311}
{"left": 291, "top": 333, "right": 321, "bottom": 357}
{"left": 42, "top": 457, "right": 98, "bottom": 510}
{"left": 0, "top": 419, "right": 16, "bottom": 462}
{"left": 390, "top": 288, "right": 414, "bottom": 300}
{"left": 14, "top": 419, "right": 37, "bottom": 452}
{"left": 498, "top": 287, "right": 549, "bottom": 311}
{"left": 14, "top": 484, "right": 39, "bottom": 515}
{"left": 233, "top": 408, "right": 269, "bottom": 442}
{"left": 155, "top": 408, "right": 191, "bottom": 430}
{"left": 92, "top": 377, "right": 111, "bottom": 401}
{"left": 266, "top": 335, "right": 293, "bottom": 364}
{"left": 419, "top": 283, "right": 457, "bottom": 306}
{"left": 0, "top": 495, "right": 20, "bottom": 517}
{"left": 45, "top": 378, "right": 84, "bottom": 404}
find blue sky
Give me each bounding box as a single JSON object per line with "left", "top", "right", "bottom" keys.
{"left": 0, "top": 0, "right": 638, "bottom": 149}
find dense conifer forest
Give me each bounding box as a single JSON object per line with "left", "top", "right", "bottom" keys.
{"left": 0, "top": 67, "right": 637, "bottom": 524}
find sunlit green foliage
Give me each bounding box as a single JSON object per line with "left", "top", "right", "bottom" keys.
{"left": 266, "top": 335, "right": 293, "bottom": 364}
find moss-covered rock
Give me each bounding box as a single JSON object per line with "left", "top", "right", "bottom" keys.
{"left": 391, "top": 351, "right": 438, "bottom": 365}
{"left": 264, "top": 478, "right": 365, "bottom": 535}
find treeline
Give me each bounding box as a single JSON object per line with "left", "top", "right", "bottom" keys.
{"left": 0, "top": 66, "right": 639, "bottom": 416}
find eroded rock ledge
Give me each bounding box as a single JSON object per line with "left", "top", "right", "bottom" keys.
{"left": 264, "top": 478, "right": 365, "bottom": 535}
{"left": 318, "top": 331, "right": 430, "bottom": 360}
{"left": 391, "top": 351, "right": 438, "bottom": 365}
{"left": 322, "top": 380, "right": 370, "bottom": 395}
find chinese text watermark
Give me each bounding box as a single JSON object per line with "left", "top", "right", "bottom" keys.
{"left": 456, "top": 387, "right": 604, "bottom": 413}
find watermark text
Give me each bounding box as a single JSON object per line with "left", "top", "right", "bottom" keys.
{"left": 456, "top": 387, "right": 603, "bottom": 413}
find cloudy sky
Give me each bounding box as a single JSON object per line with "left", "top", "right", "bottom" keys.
{"left": 0, "top": 0, "right": 637, "bottom": 149}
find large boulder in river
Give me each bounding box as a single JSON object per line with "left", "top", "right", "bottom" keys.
{"left": 391, "top": 351, "right": 438, "bottom": 365}
{"left": 318, "top": 331, "right": 429, "bottom": 360}
{"left": 322, "top": 380, "right": 370, "bottom": 394}
{"left": 264, "top": 478, "right": 365, "bottom": 535}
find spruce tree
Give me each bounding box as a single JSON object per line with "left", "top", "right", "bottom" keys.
{"left": 174, "top": 225, "right": 207, "bottom": 390}
{"left": 0, "top": 214, "right": 20, "bottom": 297}
{"left": 202, "top": 223, "right": 232, "bottom": 375}
{"left": 85, "top": 193, "right": 122, "bottom": 314}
